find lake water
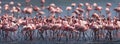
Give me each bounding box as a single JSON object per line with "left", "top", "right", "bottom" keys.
{"left": 0, "top": 0, "right": 120, "bottom": 44}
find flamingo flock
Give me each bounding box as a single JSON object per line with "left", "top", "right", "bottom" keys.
{"left": 0, "top": 0, "right": 120, "bottom": 41}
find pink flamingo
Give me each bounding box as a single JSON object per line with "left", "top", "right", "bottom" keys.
{"left": 62, "top": 20, "right": 75, "bottom": 41}
{"left": 22, "top": 23, "right": 36, "bottom": 40}
{"left": 23, "top": 6, "right": 33, "bottom": 17}
{"left": 41, "top": 0, "right": 45, "bottom": 10}
{"left": 103, "top": 18, "right": 115, "bottom": 40}
{"left": 85, "top": 3, "right": 92, "bottom": 18}
{"left": 106, "top": 3, "right": 112, "bottom": 18}
{"left": 114, "top": 3, "right": 120, "bottom": 20}
{"left": 95, "top": 6, "right": 102, "bottom": 15}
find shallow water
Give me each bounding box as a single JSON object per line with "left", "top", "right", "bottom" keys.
{"left": 1, "top": 40, "right": 120, "bottom": 44}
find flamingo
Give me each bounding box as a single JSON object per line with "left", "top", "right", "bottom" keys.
{"left": 36, "top": 11, "right": 45, "bottom": 17}
{"left": 55, "top": 7, "right": 63, "bottom": 18}
{"left": 78, "top": 3, "right": 84, "bottom": 8}
{"left": 66, "top": 6, "right": 72, "bottom": 16}
{"left": 0, "top": 15, "right": 19, "bottom": 40}
{"left": 23, "top": 7, "right": 33, "bottom": 17}
{"left": 17, "top": 3, "right": 21, "bottom": 7}
{"left": 41, "top": 0, "right": 45, "bottom": 10}
{"left": 33, "top": 6, "right": 41, "bottom": 12}
{"left": 26, "top": 0, "right": 31, "bottom": 6}
{"left": 4, "top": 4, "right": 9, "bottom": 13}
{"left": 22, "top": 23, "right": 36, "bottom": 40}
{"left": 106, "top": 3, "right": 112, "bottom": 18}
{"left": 61, "top": 20, "right": 75, "bottom": 41}
{"left": 93, "top": 3, "right": 98, "bottom": 13}
{"left": 103, "top": 18, "right": 115, "bottom": 40}
{"left": 47, "top": 3, "right": 56, "bottom": 17}
{"left": 71, "top": 3, "right": 76, "bottom": 11}
{"left": 95, "top": 6, "right": 102, "bottom": 15}
{"left": 76, "top": 19, "right": 89, "bottom": 40}
{"left": 75, "top": 7, "right": 84, "bottom": 18}
{"left": 85, "top": 3, "right": 92, "bottom": 18}
{"left": 9, "top": 1, "right": 14, "bottom": 5}
{"left": 90, "top": 21, "right": 103, "bottom": 40}
{"left": 0, "top": 1, "right": 2, "bottom": 4}
{"left": 114, "top": 4, "right": 120, "bottom": 20}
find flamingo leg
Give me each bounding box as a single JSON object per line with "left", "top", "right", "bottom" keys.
{"left": 52, "top": 30, "right": 57, "bottom": 40}
{"left": 105, "top": 30, "right": 112, "bottom": 40}
{"left": 76, "top": 32, "right": 81, "bottom": 41}
{"left": 29, "top": 30, "right": 33, "bottom": 40}
{"left": 115, "top": 29, "right": 118, "bottom": 38}
{"left": 38, "top": 30, "right": 44, "bottom": 40}
{"left": 94, "top": 31, "right": 97, "bottom": 40}
{"left": 65, "top": 31, "right": 69, "bottom": 41}
{"left": 5, "top": 31, "right": 8, "bottom": 40}
{"left": 82, "top": 32, "right": 85, "bottom": 40}
{"left": 109, "top": 30, "right": 112, "bottom": 40}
